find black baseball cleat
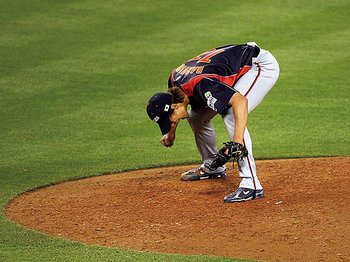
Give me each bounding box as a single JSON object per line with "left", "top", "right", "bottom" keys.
{"left": 181, "top": 165, "right": 226, "bottom": 181}
{"left": 224, "top": 187, "right": 264, "bottom": 203}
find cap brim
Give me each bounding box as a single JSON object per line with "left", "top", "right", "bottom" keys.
{"left": 158, "top": 117, "right": 171, "bottom": 135}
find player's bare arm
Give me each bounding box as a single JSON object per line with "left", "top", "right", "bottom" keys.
{"left": 160, "top": 121, "right": 178, "bottom": 147}
{"left": 208, "top": 92, "right": 249, "bottom": 171}
{"left": 228, "top": 92, "right": 248, "bottom": 144}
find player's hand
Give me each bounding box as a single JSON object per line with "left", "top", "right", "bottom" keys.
{"left": 208, "top": 141, "right": 248, "bottom": 171}
{"left": 160, "top": 132, "right": 175, "bottom": 147}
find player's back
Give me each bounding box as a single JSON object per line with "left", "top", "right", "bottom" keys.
{"left": 169, "top": 44, "right": 260, "bottom": 88}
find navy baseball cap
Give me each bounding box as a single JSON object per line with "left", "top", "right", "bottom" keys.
{"left": 146, "top": 92, "right": 174, "bottom": 135}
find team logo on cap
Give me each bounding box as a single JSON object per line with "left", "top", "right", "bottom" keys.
{"left": 164, "top": 104, "right": 170, "bottom": 112}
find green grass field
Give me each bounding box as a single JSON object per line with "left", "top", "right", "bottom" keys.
{"left": 1, "top": 0, "right": 349, "bottom": 261}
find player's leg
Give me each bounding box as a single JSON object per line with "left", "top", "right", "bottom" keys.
{"left": 181, "top": 107, "right": 226, "bottom": 181}
{"left": 221, "top": 48, "right": 279, "bottom": 202}
{"left": 188, "top": 107, "right": 218, "bottom": 164}
{"left": 221, "top": 108, "right": 262, "bottom": 190}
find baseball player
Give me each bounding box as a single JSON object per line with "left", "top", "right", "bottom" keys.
{"left": 147, "top": 42, "right": 279, "bottom": 202}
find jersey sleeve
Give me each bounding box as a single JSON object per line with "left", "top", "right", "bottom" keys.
{"left": 193, "top": 77, "right": 237, "bottom": 114}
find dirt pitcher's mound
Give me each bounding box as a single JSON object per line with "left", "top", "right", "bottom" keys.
{"left": 6, "top": 157, "right": 350, "bottom": 261}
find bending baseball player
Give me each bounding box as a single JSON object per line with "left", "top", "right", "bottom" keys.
{"left": 147, "top": 42, "right": 279, "bottom": 203}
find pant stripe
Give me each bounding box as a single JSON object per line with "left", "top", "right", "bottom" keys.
{"left": 241, "top": 64, "right": 260, "bottom": 189}
{"left": 243, "top": 139, "right": 257, "bottom": 190}
{"left": 244, "top": 63, "right": 261, "bottom": 97}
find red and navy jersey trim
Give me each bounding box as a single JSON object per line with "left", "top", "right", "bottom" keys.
{"left": 180, "top": 65, "right": 251, "bottom": 96}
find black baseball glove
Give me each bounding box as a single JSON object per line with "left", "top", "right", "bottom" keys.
{"left": 207, "top": 141, "right": 248, "bottom": 171}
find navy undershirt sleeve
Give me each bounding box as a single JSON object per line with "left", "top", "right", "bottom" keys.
{"left": 194, "top": 77, "right": 237, "bottom": 114}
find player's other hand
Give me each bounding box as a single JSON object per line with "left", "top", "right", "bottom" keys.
{"left": 160, "top": 132, "right": 175, "bottom": 147}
